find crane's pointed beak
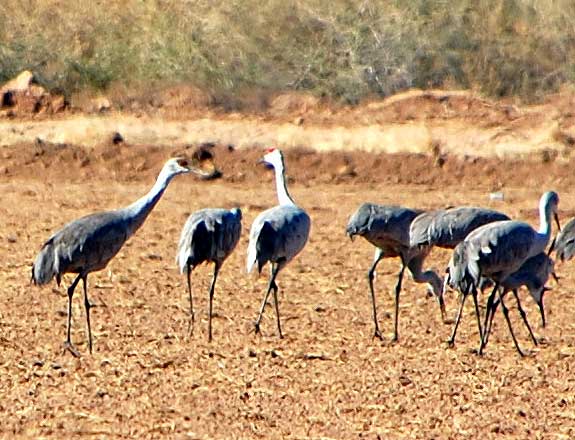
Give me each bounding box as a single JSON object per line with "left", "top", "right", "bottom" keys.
{"left": 554, "top": 213, "right": 561, "bottom": 232}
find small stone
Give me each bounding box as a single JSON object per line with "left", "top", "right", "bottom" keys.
{"left": 399, "top": 375, "right": 412, "bottom": 386}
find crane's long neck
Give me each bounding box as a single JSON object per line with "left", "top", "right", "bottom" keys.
{"left": 273, "top": 161, "right": 295, "bottom": 206}
{"left": 123, "top": 168, "right": 173, "bottom": 236}
{"left": 537, "top": 199, "right": 552, "bottom": 239}
{"left": 534, "top": 199, "right": 553, "bottom": 254}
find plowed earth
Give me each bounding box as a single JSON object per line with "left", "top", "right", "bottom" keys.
{"left": 1, "top": 140, "right": 575, "bottom": 438}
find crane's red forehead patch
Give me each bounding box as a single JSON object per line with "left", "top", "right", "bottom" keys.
{"left": 265, "top": 147, "right": 276, "bottom": 153}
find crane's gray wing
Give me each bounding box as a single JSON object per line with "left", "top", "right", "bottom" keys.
{"left": 410, "top": 207, "right": 510, "bottom": 249}
{"left": 33, "top": 211, "right": 130, "bottom": 284}
{"left": 215, "top": 208, "right": 242, "bottom": 260}
{"left": 465, "top": 221, "right": 535, "bottom": 282}
{"left": 554, "top": 217, "right": 575, "bottom": 261}
{"left": 346, "top": 203, "right": 421, "bottom": 250}
{"left": 247, "top": 205, "right": 310, "bottom": 273}
{"left": 177, "top": 208, "right": 242, "bottom": 272}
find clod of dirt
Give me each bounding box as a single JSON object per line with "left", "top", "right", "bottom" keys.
{"left": 112, "top": 132, "right": 124, "bottom": 144}
{"left": 399, "top": 375, "right": 412, "bottom": 386}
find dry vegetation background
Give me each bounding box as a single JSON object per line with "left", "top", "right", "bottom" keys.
{"left": 1, "top": 0, "right": 575, "bottom": 105}
{"left": 2, "top": 0, "right": 575, "bottom": 439}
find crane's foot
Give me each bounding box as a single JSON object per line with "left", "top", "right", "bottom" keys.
{"left": 253, "top": 321, "right": 261, "bottom": 335}
{"left": 63, "top": 341, "right": 80, "bottom": 358}
{"left": 391, "top": 335, "right": 399, "bottom": 344}
{"left": 442, "top": 317, "right": 455, "bottom": 325}
{"left": 446, "top": 338, "right": 455, "bottom": 348}
{"left": 372, "top": 329, "right": 384, "bottom": 341}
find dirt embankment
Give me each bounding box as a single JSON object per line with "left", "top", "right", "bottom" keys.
{"left": 2, "top": 88, "right": 575, "bottom": 160}
{"left": 2, "top": 141, "right": 575, "bottom": 194}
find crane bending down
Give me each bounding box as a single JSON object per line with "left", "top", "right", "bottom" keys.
{"left": 247, "top": 148, "right": 310, "bottom": 338}
{"left": 410, "top": 207, "right": 510, "bottom": 250}
{"left": 346, "top": 204, "right": 445, "bottom": 342}
{"left": 444, "top": 191, "right": 560, "bottom": 356}
{"left": 554, "top": 217, "right": 575, "bottom": 262}
{"left": 481, "top": 252, "right": 555, "bottom": 349}
{"left": 177, "top": 208, "right": 242, "bottom": 341}
{"left": 32, "top": 158, "right": 203, "bottom": 356}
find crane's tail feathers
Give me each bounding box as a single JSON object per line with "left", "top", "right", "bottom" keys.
{"left": 31, "top": 244, "right": 57, "bottom": 286}
{"left": 176, "top": 252, "right": 189, "bottom": 275}
{"left": 246, "top": 248, "right": 258, "bottom": 274}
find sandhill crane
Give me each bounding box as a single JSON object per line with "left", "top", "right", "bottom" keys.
{"left": 32, "top": 158, "right": 204, "bottom": 356}
{"left": 410, "top": 206, "right": 510, "bottom": 295}
{"left": 482, "top": 252, "right": 555, "bottom": 349}
{"left": 444, "top": 191, "right": 560, "bottom": 356}
{"left": 247, "top": 148, "right": 310, "bottom": 338}
{"left": 410, "top": 207, "right": 510, "bottom": 250}
{"left": 554, "top": 217, "right": 575, "bottom": 262}
{"left": 177, "top": 208, "right": 242, "bottom": 341}
{"left": 346, "top": 203, "right": 445, "bottom": 342}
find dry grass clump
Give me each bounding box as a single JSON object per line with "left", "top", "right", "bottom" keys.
{"left": 1, "top": 0, "right": 574, "bottom": 105}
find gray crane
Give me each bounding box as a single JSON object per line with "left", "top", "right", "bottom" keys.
{"left": 410, "top": 207, "right": 510, "bottom": 250}
{"left": 346, "top": 203, "right": 445, "bottom": 342}
{"left": 554, "top": 217, "right": 575, "bottom": 262}
{"left": 444, "top": 191, "right": 560, "bottom": 356}
{"left": 247, "top": 148, "right": 310, "bottom": 338}
{"left": 481, "top": 252, "right": 555, "bottom": 349}
{"left": 31, "top": 158, "right": 204, "bottom": 356}
{"left": 176, "top": 207, "right": 242, "bottom": 341}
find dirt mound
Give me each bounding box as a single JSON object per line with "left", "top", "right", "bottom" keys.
{"left": 0, "top": 71, "right": 67, "bottom": 117}
{"left": 268, "top": 92, "right": 321, "bottom": 117}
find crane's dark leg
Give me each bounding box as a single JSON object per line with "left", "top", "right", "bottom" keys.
{"left": 486, "top": 289, "right": 524, "bottom": 356}
{"left": 207, "top": 262, "right": 221, "bottom": 343}
{"left": 484, "top": 295, "right": 501, "bottom": 346}
{"left": 64, "top": 273, "right": 83, "bottom": 357}
{"left": 448, "top": 281, "right": 471, "bottom": 347}
{"left": 270, "top": 265, "right": 283, "bottom": 339}
{"left": 81, "top": 274, "right": 93, "bottom": 354}
{"left": 254, "top": 263, "right": 279, "bottom": 336}
{"left": 392, "top": 259, "right": 407, "bottom": 343}
{"left": 511, "top": 289, "right": 538, "bottom": 346}
{"left": 481, "top": 283, "right": 500, "bottom": 348}
{"left": 471, "top": 285, "right": 484, "bottom": 348}
{"left": 367, "top": 248, "right": 384, "bottom": 340}
{"left": 186, "top": 265, "right": 194, "bottom": 336}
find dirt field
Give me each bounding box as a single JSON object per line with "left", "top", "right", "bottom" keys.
{"left": 1, "top": 138, "right": 575, "bottom": 439}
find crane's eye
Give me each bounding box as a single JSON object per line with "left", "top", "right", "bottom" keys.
{"left": 178, "top": 159, "right": 189, "bottom": 167}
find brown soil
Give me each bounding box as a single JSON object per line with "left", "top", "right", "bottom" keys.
{"left": 1, "top": 141, "right": 575, "bottom": 439}
{"left": 2, "top": 87, "right": 575, "bottom": 438}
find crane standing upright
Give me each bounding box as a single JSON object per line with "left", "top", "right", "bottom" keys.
{"left": 177, "top": 207, "right": 242, "bottom": 341}
{"left": 247, "top": 148, "right": 310, "bottom": 338}
{"left": 31, "top": 158, "right": 203, "bottom": 356}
